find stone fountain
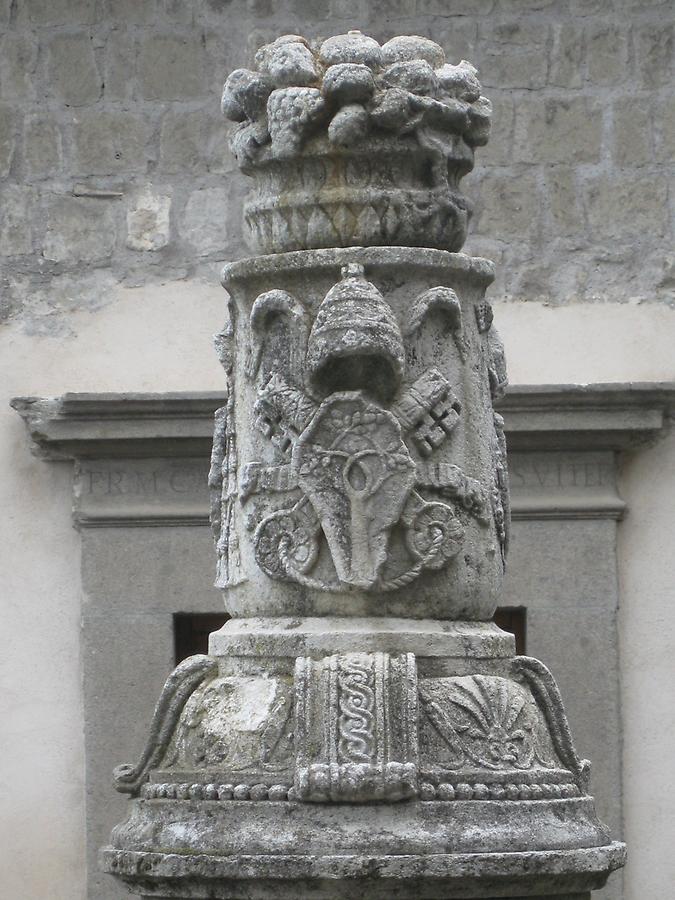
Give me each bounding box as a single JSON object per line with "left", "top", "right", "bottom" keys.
{"left": 99, "top": 31, "right": 625, "bottom": 900}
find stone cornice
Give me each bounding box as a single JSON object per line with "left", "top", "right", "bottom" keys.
{"left": 12, "top": 383, "right": 675, "bottom": 461}
{"left": 222, "top": 248, "right": 496, "bottom": 288}
{"left": 11, "top": 392, "right": 226, "bottom": 460}
{"left": 497, "top": 383, "right": 675, "bottom": 452}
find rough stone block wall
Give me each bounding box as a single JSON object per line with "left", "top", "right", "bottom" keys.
{"left": 1, "top": 0, "right": 673, "bottom": 335}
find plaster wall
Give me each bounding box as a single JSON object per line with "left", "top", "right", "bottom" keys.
{"left": 1, "top": 0, "right": 674, "bottom": 898}
{"left": 0, "top": 281, "right": 224, "bottom": 900}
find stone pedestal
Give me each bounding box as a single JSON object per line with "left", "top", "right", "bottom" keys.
{"left": 99, "top": 30, "right": 624, "bottom": 900}
{"left": 101, "top": 618, "right": 623, "bottom": 898}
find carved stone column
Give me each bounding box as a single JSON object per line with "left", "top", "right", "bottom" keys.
{"left": 100, "top": 32, "right": 625, "bottom": 900}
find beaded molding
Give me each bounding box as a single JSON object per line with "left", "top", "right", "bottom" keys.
{"left": 141, "top": 782, "right": 293, "bottom": 801}
{"left": 420, "top": 781, "right": 582, "bottom": 801}
{"left": 142, "top": 780, "right": 581, "bottom": 802}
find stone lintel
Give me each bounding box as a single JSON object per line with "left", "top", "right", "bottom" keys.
{"left": 498, "top": 382, "right": 675, "bottom": 451}
{"left": 72, "top": 457, "right": 209, "bottom": 527}
{"left": 509, "top": 450, "right": 626, "bottom": 521}
{"left": 10, "top": 392, "right": 227, "bottom": 460}
{"left": 12, "top": 382, "right": 674, "bottom": 461}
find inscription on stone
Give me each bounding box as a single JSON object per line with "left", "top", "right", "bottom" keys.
{"left": 508, "top": 451, "right": 622, "bottom": 519}
{"left": 74, "top": 459, "right": 210, "bottom": 525}
{"left": 509, "top": 454, "right": 614, "bottom": 490}
{"left": 73, "top": 453, "right": 621, "bottom": 526}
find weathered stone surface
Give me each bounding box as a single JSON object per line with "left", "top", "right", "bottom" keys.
{"left": 474, "top": 170, "right": 542, "bottom": 237}
{"left": 481, "top": 22, "right": 549, "bottom": 90}
{"left": 126, "top": 186, "right": 172, "bottom": 252}
{"left": 0, "top": 104, "right": 17, "bottom": 177}
{"left": 103, "top": 29, "right": 137, "bottom": 101}
{"left": 209, "top": 617, "right": 515, "bottom": 659}
{"left": 140, "top": 35, "right": 206, "bottom": 101}
{"left": 181, "top": 187, "right": 230, "bottom": 256}
{"left": 99, "top": 28, "right": 624, "bottom": 900}
{"left": 478, "top": 91, "right": 514, "bottom": 166}
{"left": 24, "top": 115, "right": 62, "bottom": 177}
{"left": 42, "top": 195, "right": 117, "bottom": 263}
{"left": 98, "top": 0, "right": 155, "bottom": 25}
{"left": 23, "top": 0, "right": 96, "bottom": 25}
{"left": 159, "top": 107, "right": 230, "bottom": 175}
{"left": 103, "top": 840, "right": 623, "bottom": 899}
{"left": 48, "top": 33, "right": 101, "bottom": 106}
{"left": 635, "top": 24, "right": 673, "bottom": 89}
{"left": 656, "top": 94, "right": 675, "bottom": 161}
{"left": 0, "top": 185, "right": 34, "bottom": 256}
{"left": 72, "top": 109, "right": 152, "bottom": 175}
{"left": 612, "top": 98, "right": 653, "bottom": 167}
{"left": 0, "top": 32, "right": 37, "bottom": 100}
{"left": 584, "top": 175, "right": 668, "bottom": 241}
{"left": 514, "top": 98, "right": 603, "bottom": 164}
{"left": 1, "top": 2, "right": 673, "bottom": 329}
{"left": 548, "top": 24, "right": 584, "bottom": 89}
{"left": 587, "top": 25, "right": 629, "bottom": 86}
{"left": 546, "top": 168, "right": 583, "bottom": 236}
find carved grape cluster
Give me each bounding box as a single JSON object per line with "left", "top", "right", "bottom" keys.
{"left": 222, "top": 31, "right": 491, "bottom": 168}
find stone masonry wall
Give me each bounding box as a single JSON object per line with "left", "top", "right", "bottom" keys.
{"left": 1, "top": 0, "right": 674, "bottom": 336}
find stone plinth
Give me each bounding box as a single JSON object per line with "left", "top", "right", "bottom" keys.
{"left": 100, "top": 617, "right": 623, "bottom": 898}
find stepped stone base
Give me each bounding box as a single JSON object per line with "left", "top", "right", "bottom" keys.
{"left": 100, "top": 621, "right": 624, "bottom": 900}
{"left": 103, "top": 836, "right": 622, "bottom": 897}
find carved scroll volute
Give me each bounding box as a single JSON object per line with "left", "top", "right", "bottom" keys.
{"left": 246, "top": 289, "right": 310, "bottom": 386}
{"left": 112, "top": 656, "right": 218, "bottom": 796}
{"left": 405, "top": 285, "right": 468, "bottom": 363}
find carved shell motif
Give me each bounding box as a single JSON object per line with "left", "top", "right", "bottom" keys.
{"left": 420, "top": 675, "right": 558, "bottom": 772}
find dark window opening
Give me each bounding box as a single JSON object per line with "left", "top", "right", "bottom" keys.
{"left": 174, "top": 612, "right": 229, "bottom": 665}
{"left": 493, "top": 606, "right": 527, "bottom": 655}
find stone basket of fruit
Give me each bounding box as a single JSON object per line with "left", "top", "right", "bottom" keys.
{"left": 221, "top": 31, "right": 491, "bottom": 254}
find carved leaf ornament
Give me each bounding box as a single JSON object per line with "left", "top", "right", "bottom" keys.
{"left": 420, "top": 675, "right": 557, "bottom": 771}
